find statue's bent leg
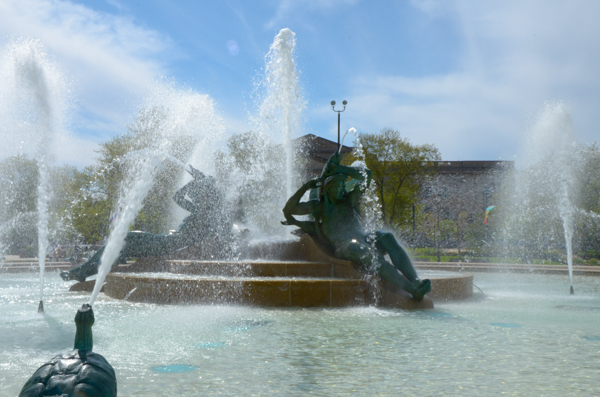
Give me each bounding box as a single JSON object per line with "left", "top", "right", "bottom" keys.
{"left": 374, "top": 231, "right": 431, "bottom": 301}
{"left": 337, "top": 238, "right": 431, "bottom": 301}
{"left": 336, "top": 239, "right": 417, "bottom": 296}
{"left": 374, "top": 231, "right": 419, "bottom": 283}
{"left": 60, "top": 246, "right": 105, "bottom": 282}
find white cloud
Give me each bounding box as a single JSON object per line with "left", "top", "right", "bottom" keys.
{"left": 328, "top": 1, "right": 600, "bottom": 161}
{"left": 0, "top": 0, "right": 174, "bottom": 166}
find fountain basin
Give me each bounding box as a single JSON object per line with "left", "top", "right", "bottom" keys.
{"left": 103, "top": 265, "right": 470, "bottom": 309}
{"left": 105, "top": 272, "right": 371, "bottom": 307}
{"left": 88, "top": 235, "right": 473, "bottom": 309}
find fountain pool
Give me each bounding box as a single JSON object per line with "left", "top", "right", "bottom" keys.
{"left": 2, "top": 271, "right": 599, "bottom": 396}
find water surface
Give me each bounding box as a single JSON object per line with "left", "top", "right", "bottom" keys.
{"left": 1, "top": 272, "right": 599, "bottom": 396}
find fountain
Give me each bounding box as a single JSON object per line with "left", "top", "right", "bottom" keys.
{"left": 11, "top": 28, "right": 456, "bottom": 312}
{"left": 498, "top": 102, "right": 598, "bottom": 294}
{"left": 18, "top": 304, "right": 117, "bottom": 397}
{"left": 2, "top": 29, "right": 599, "bottom": 396}
{"left": 257, "top": 28, "right": 303, "bottom": 199}
{"left": 0, "top": 39, "right": 69, "bottom": 313}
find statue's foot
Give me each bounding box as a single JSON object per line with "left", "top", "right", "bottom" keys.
{"left": 60, "top": 270, "right": 86, "bottom": 283}
{"left": 411, "top": 279, "right": 431, "bottom": 302}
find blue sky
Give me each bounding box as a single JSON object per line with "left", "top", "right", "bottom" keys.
{"left": 1, "top": 0, "right": 599, "bottom": 167}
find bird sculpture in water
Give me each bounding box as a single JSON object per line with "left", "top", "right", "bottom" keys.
{"left": 19, "top": 304, "right": 117, "bottom": 397}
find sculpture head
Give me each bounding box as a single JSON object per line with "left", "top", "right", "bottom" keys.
{"left": 187, "top": 174, "right": 218, "bottom": 205}
{"left": 322, "top": 174, "right": 347, "bottom": 203}
{"left": 187, "top": 164, "right": 205, "bottom": 181}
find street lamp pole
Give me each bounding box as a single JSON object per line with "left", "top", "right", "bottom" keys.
{"left": 331, "top": 100, "right": 347, "bottom": 151}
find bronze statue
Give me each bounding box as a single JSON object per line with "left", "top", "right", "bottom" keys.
{"left": 19, "top": 304, "right": 117, "bottom": 397}
{"left": 61, "top": 166, "right": 231, "bottom": 282}
{"left": 282, "top": 152, "right": 431, "bottom": 301}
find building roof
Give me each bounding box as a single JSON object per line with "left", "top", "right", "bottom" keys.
{"left": 425, "top": 160, "right": 515, "bottom": 173}
{"left": 294, "top": 134, "right": 354, "bottom": 178}
{"left": 293, "top": 134, "right": 514, "bottom": 178}
{"left": 294, "top": 133, "right": 353, "bottom": 161}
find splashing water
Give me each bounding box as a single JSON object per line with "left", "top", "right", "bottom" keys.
{"left": 257, "top": 28, "right": 303, "bottom": 199}
{"left": 514, "top": 102, "right": 579, "bottom": 292}
{"left": 0, "top": 39, "right": 68, "bottom": 307}
{"left": 89, "top": 151, "right": 166, "bottom": 305}
{"left": 89, "top": 84, "right": 224, "bottom": 305}
{"left": 216, "top": 28, "right": 304, "bottom": 239}
{"left": 346, "top": 129, "right": 385, "bottom": 271}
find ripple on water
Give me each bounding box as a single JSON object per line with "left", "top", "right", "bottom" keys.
{"left": 152, "top": 365, "right": 198, "bottom": 373}
{"left": 490, "top": 322, "right": 522, "bottom": 328}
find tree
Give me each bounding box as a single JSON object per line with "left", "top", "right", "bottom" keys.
{"left": 0, "top": 156, "right": 81, "bottom": 255}
{"left": 214, "top": 131, "right": 286, "bottom": 235}
{"left": 69, "top": 166, "right": 113, "bottom": 244}
{"left": 0, "top": 155, "right": 38, "bottom": 255}
{"left": 344, "top": 129, "right": 440, "bottom": 229}
{"left": 574, "top": 144, "right": 600, "bottom": 254}
{"left": 68, "top": 107, "right": 197, "bottom": 243}
{"left": 47, "top": 165, "right": 81, "bottom": 245}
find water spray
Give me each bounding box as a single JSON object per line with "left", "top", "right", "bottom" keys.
{"left": 260, "top": 28, "right": 302, "bottom": 199}
{"left": 4, "top": 39, "right": 67, "bottom": 313}
{"left": 339, "top": 128, "right": 353, "bottom": 155}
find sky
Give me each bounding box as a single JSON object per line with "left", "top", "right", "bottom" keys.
{"left": 0, "top": 0, "right": 599, "bottom": 168}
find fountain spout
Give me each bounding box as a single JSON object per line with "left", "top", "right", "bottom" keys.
{"left": 19, "top": 303, "right": 117, "bottom": 397}
{"left": 37, "top": 300, "right": 43, "bottom": 314}
{"left": 74, "top": 304, "right": 94, "bottom": 352}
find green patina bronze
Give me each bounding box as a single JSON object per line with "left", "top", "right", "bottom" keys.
{"left": 61, "top": 166, "right": 231, "bottom": 282}
{"left": 282, "top": 152, "right": 431, "bottom": 301}
{"left": 19, "top": 304, "right": 117, "bottom": 397}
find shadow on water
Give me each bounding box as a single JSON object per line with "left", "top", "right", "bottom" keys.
{"left": 0, "top": 313, "right": 71, "bottom": 351}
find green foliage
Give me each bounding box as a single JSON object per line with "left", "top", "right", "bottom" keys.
{"left": 215, "top": 131, "right": 286, "bottom": 234}
{"left": 0, "top": 155, "right": 38, "bottom": 254}
{"left": 490, "top": 143, "right": 600, "bottom": 257}
{"left": 0, "top": 156, "right": 81, "bottom": 254}
{"left": 577, "top": 144, "right": 600, "bottom": 214}
{"left": 0, "top": 155, "right": 38, "bottom": 221}
{"left": 574, "top": 144, "right": 600, "bottom": 253}
{"left": 69, "top": 166, "right": 113, "bottom": 244}
{"left": 67, "top": 107, "right": 196, "bottom": 243}
{"left": 47, "top": 165, "right": 81, "bottom": 244}
{"left": 344, "top": 129, "right": 440, "bottom": 228}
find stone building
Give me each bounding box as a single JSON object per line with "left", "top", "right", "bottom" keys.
{"left": 293, "top": 133, "right": 513, "bottom": 232}
{"left": 293, "top": 133, "right": 353, "bottom": 179}
{"left": 419, "top": 160, "right": 514, "bottom": 224}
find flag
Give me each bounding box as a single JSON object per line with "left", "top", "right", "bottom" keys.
{"left": 484, "top": 206, "right": 495, "bottom": 224}
{"left": 109, "top": 211, "right": 120, "bottom": 223}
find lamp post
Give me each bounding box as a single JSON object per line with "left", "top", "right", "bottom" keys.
{"left": 331, "top": 100, "right": 347, "bottom": 151}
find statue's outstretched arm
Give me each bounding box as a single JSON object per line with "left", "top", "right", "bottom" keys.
{"left": 282, "top": 179, "right": 320, "bottom": 226}
{"left": 173, "top": 182, "right": 197, "bottom": 213}
{"left": 173, "top": 165, "right": 207, "bottom": 213}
